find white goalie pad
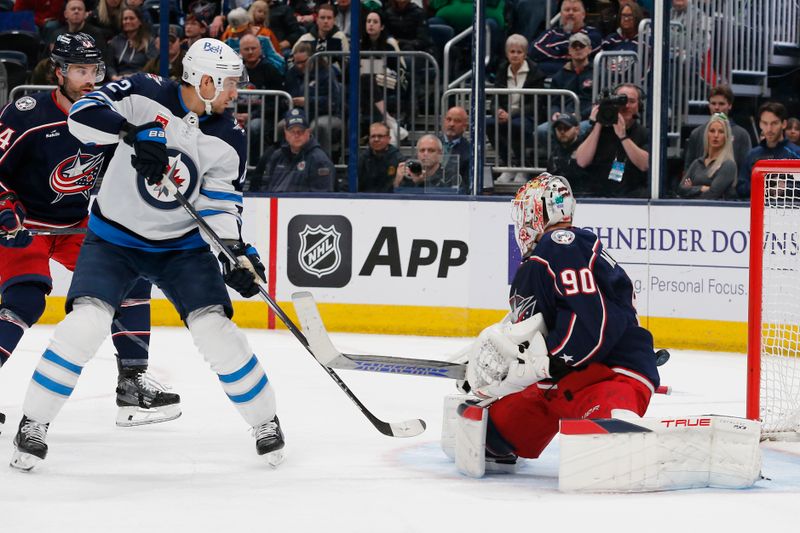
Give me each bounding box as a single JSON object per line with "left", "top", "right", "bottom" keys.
{"left": 441, "top": 394, "right": 479, "bottom": 460}
{"left": 455, "top": 403, "right": 488, "bottom": 478}
{"left": 558, "top": 415, "right": 762, "bottom": 492}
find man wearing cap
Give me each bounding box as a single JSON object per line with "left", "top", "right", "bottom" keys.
{"left": 144, "top": 25, "right": 185, "bottom": 80}
{"left": 258, "top": 109, "right": 335, "bottom": 192}
{"left": 547, "top": 112, "right": 591, "bottom": 194}
{"left": 528, "top": 0, "right": 601, "bottom": 75}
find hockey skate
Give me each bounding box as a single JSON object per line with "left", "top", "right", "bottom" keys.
{"left": 10, "top": 416, "right": 49, "bottom": 471}
{"left": 116, "top": 368, "right": 182, "bottom": 427}
{"left": 253, "top": 415, "right": 285, "bottom": 467}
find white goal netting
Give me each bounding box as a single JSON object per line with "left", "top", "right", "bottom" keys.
{"left": 758, "top": 170, "right": 800, "bottom": 437}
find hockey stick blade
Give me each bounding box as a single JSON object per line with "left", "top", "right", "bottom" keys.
{"left": 163, "top": 164, "right": 424, "bottom": 438}
{"left": 292, "top": 291, "right": 466, "bottom": 380}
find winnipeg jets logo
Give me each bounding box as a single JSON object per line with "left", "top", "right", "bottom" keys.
{"left": 298, "top": 225, "right": 342, "bottom": 278}
{"left": 49, "top": 149, "right": 104, "bottom": 202}
{"left": 509, "top": 290, "right": 536, "bottom": 322}
{"left": 137, "top": 149, "right": 198, "bottom": 210}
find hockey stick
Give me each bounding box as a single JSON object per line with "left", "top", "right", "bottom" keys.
{"left": 292, "top": 291, "right": 673, "bottom": 395}
{"left": 161, "top": 156, "right": 425, "bottom": 438}
{"left": 28, "top": 227, "right": 88, "bottom": 236}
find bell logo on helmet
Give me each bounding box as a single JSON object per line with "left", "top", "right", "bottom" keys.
{"left": 202, "top": 41, "right": 223, "bottom": 54}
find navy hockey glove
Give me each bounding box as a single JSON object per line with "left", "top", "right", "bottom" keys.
{"left": 220, "top": 241, "right": 267, "bottom": 298}
{"left": 123, "top": 121, "right": 168, "bottom": 186}
{"left": 0, "top": 190, "right": 32, "bottom": 248}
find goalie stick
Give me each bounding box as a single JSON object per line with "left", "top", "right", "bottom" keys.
{"left": 291, "top": 292, "right": 673, "bottom": 395}
{"left": 161, "top": 156, "right": 425, "bottom": 438}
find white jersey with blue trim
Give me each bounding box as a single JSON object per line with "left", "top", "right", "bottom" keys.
{"left": 67, "top": 73, "right": 246, "bottom": 250}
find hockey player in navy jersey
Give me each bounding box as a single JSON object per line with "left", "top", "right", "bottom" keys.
{"left": 458, "top": 173, "right": 659, "bottom": 468}
{"left": 0, "top": 33, "right": 180, "bottom": 434}
{"left": 10, "top": 38, "right": 285, "bottom": 471}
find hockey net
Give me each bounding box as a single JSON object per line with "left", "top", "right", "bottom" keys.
{"left": 748, "top": 160, "right": 800, "bottom": 439}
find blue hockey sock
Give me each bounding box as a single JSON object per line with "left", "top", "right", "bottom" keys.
{"left": 0, "top": 283, "right": 47, "bottom": 366}
{"left": 112, "top": 279, "right": 151, "bottom": 370}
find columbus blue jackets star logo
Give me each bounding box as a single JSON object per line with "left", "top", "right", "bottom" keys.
{"left": 49, "top": 149, "right": 104, "bottom": 202}
{"left": 509, "top": 290, "right": 536, "bottom": 323}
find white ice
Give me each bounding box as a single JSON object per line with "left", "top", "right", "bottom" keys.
{"left": 1, "top": 326, "right": 798, "bottom": 533}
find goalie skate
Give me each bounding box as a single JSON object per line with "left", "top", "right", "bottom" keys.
{"left": 116, "top": 369, "right": 182, "bottom": 427}
{"left": 10, "top": 416, "right": 49, "bottom": 472}
{"left": 253, "top": 416, "right": 286, "bottom": 467}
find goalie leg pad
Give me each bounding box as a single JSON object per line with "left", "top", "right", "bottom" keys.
{"left": 558, "top": 416, "right": 762, "bottom": 492}
{"left": 24, "top": 297, "right": 114, "bottom": 423}
{"left": 187, "top": 306, "right": 276, "bottom": 427}
{"left": 441, "top": 394, "right": 478, "bottom": 460}
{"left": 455, "top": 403, "right": 488, "bottom": 478}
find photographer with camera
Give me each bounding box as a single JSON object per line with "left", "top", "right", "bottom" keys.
{"left": 574, "top": 83, "right": 649, "bottom": 197}
{"left": 394, "top": 135, "right": 461, "bottom": 193}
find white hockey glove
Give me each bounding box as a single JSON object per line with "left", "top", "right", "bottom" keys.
{"left": 465, "top": 314, "right": 551, "bottom": 399}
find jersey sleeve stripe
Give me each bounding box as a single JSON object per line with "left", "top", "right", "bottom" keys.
{"left": 198, "top": 209, "right": 241, "bottom": 220}
{"left": 199, "top": 188, "right": 243, "bottom": 203}
{"left": 529, "top": 255, "right": 564, "bottom": 296}
{"left": 588, "top": 237, "right": 601, "bottom": 270}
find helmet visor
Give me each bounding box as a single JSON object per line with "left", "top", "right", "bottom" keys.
{"left": 62, "top": 62, "right": 106, "bottom": 84}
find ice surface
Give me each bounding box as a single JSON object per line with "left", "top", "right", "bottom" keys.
{"left": 1, "top": 326, "right": 798, "bottom": 532}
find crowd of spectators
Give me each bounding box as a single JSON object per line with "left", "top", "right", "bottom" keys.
{"left": 3, "top": 0, "right": 799, "bottom": 198}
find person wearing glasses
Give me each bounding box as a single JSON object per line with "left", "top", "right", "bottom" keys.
{"left": 601, "top": 1, "right": 644, "bottom": 52}
{"left": 358, "top": 122, "right": 407, "bottom": 193}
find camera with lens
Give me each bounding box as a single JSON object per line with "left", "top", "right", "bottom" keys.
{"left": 406, "top": 159, "right": 423, "bottom": 175}
{"left": 596, "top": 90, "right": 628, "bottom": 127}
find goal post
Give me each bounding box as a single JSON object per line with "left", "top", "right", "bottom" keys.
{"left": 747, "top": 159, "right": 800, "bottom": 439}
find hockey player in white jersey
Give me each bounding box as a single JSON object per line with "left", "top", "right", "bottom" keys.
{"left": 10, "top": 38, "right": 285, "bottom": 470}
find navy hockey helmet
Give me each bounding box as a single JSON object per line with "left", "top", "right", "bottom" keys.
{"left": 51, "top": 32, "right": 106, "bottom": 83}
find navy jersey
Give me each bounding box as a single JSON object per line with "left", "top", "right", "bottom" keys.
{"left": 0, "top": 91, "right": 106, "bottom": 226}
{"left": 510, "top": 227, "right": 659, "bottom": 390}
{"left": 68, "top": 73, "right": 247, "bottom": 250}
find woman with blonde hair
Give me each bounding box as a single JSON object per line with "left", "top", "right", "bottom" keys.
{"left": 678, "top": 113, "right": 737, "bottom": 199}
{"left": 89, "top": 0, "right": 123, "bottom": 41}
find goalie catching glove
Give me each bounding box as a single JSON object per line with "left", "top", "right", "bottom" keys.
{"left": 0, "top": 190, "right": 32, "bottom": 248}
{"left": 122, "top": 121, "right": 168, "bottom": 185}
{"left": 219, "top": 240, "right": 266, "bottom": 298}
{"left": 466, "top": 314, "right": 552, "bottom": 399}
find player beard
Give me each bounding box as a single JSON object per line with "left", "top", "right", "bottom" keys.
{"left": 61, "top": 81, "right": 94, "bottom": 104}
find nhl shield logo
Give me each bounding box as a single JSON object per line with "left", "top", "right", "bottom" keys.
{"left": 298, "top": 224, "right": 341, "bottom": 278}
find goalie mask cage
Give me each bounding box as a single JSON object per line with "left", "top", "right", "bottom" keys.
{"left": 748, "top": 159, "right": 800, "bottom": 440}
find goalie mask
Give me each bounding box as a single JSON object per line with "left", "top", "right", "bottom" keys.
{"left": 511, "top": 173, "right": 575, "bottom": 255}
{"left": 182, "top": 38, "right": 247, "bottom": 114}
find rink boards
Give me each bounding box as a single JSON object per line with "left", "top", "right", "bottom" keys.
{"left": 41, "top": 196, "right": 752, "bottom": 352}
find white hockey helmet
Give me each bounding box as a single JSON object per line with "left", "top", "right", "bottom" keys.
{"left": 511, "top": 173, "right": 575, "bottom": 255}
{"left": 182, "top": 38, "right": 246, "bottom": 113}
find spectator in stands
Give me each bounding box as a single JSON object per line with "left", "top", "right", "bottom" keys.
{"left": 293, "top": 3, "right": 349, "bottom": 57}
{"left": 601, "top": 1, "right": 643, "bottom": 52}
{"left": 143, "top": 24, "right": 185, "bottom": 80}
{"left": 786, "top": 118, "right": 800, "bottom": 145}
{"left": 529, "top": 0, "right": 601, "bottom": 75}
{"left": 14, "top": 0, "right": 65, "bottom": 34}
{"left": 268, "top": 0, "right": 305, "bottom": 52}
{"left": 737, "top": 102, "right": 800, "bottom": 199}
{"left": 428, "top": 0, "right": 506, "bottom": 70}
{"left": 394, "top": 134, "right": 461, "bottom": 192}
{"left": 222, "top": 7, "right": 282, "bottom": 52}
{"left": 678, "top": 113, "right": 737, "bottom": 199}
{"left": 385, "top": 0, "right": 434, "bottom": 55}
{"left": 439, "top": 105, "right": 471, "bottom": 184}
{"left": 508, "top": 0, "right": 557, "bottom": 47}
{"left": 183, "top": 8, "right": 211, "bottom": 49}
{"left": 89, "top": 0, "right": 123, "bottom": 42}
{"left": 332, "top": 0, "right": 353, "bottom": 37}
{"left": 291, "top": 0, "right": 317, "bottom": 28}
{"left": 107, "top": 7, "right": 156, "bottom": 79}
{"left": 546, "top": 112, "right": 592, "bottom": 195}
{"left": 256, "top": 108, "right": 335, "bottom": 192}
{"left": 359, "top": 9, "right": 407, "bottom": 146}
{"left": 544, "top": 31, "right": 593, "bottom": 129}
{"left": 489, "top": 34, "right": 546, "bottom": 185}
{"left": 358, "top": 122, "right": 406, "bottom": 192}
{"left": 249, "top": 1, "right": 274, "bottom": 36}
{"left": 237, "top": 32, "right": 288, "bottom": 160}
{"left": 48, "top": 0, "right": 110, "bottom": 64}
{"left": 123, "top": 0, "right": 152, "bottom": 25}
{"left": 575, "top": 83, "right": 650, "bottom": 197}
{"left": 284, "top": 42, "right": 343, "bottom": 160}
{"left": 684, "top": 85, "right": 751, "bottom": 174}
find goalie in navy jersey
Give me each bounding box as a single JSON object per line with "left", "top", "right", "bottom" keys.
{"left": 460, "top": 173, "right": 659, "bottom": 466}
{"left": 0, "top": 33, "right": 180, "bottom": 433}
{"left": 10, "top": 38, "right": 285, "bottom": 471}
